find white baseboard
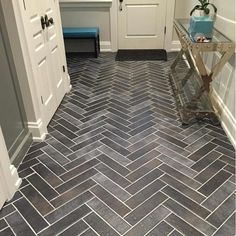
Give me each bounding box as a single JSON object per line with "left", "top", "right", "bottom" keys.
{"left": 27, "top": 119, "right": 47, "bottom": 141}
{"left": 211, "top": 89, "right": 236, "bottom": 148}
{"left": 170, "top": 40, "right": 181, "bottom": 52}
{"left": 8, "top": 165, "right": 22, "bottom": 200}
{"left": 100, "top": 41, "right": 112, "bottom": 52}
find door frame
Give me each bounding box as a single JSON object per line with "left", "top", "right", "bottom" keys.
{"left": 0, "top": 0, "right": 71, "bottom": 141}
{"left": 113, "top": 0, "right": 176, "bottom": 51}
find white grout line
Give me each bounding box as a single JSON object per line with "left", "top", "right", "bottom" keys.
{"left": 193, "top": 156, "right": 225, "bottom": 180}
{"left": 196, "top": 164, "right": 232, "bottom": 194}
{"left": 186, "top": 135, "right": 216, "bottom": 155}
{"left": 20, "top": 182, "right": 55, "bottom": 212}
{"left": 55, "top": 164, "right": 100, "bottom": 189}
{"left": 143, "top": 214, "right": 173, "bottom": 236}
{"left": 125, "top": 158, "right": 162, "bottom": 179}
{"left": 125, "top": 166, "right": 165, "bottom": 190}
{"left": 90, "top": 179, "right": 133, "bottom": 212}
{"left": 189, "top": 149, "right": 223, "bottom": 170}
{"left": 49, "top": 183, "right": 96, "bottom": 209}
{"left": 160, "top": 173, "right": 206, "bottom": 199}
{"left": 159, "top": 183, "right": 212, "bottom": 215}
{"left": 123, "top": 184, "right": 168, "bottom": 217}
{"left": 128, "top": 134, "right": 159, "bottom": 153}
{"left": 205, "top": 192, "right": 235, "bottom": 220}
{"left": 125, "top": 148, "right": 162, "bottom": 171}
{"left": 200, "top": 179, "right": 235, "bottom": 206}
{"left": 43, "top": 143, "right": 72, "bottom": 163}
{"left": 60, "top": 156, "right": 98, "bottom": 176}
{"left": 165, "top": 212, "right": 211, "bottom": 236}
{"left": 121, "top": 200, "right": 171, "bottom": 235}
{"left": 156, "top": 143, "right": 196, "bottom": 169}
{"left": 163, "top": 196, "right": 217, "bottom": 229}
{"left": 124, "top": 172, "right": 166, "bottom": 202}
{"left": 211, "top": 211, "right": 235, "bottom": 236}
{"left": 102, "top": 129, "right": 132, "bottom": 148}
{"left": 83, "top": 209, "right": 120, "bottom": 235}
{"left": 96, "top": 154, "right": 131, "bottom": 174}
{"left": 43, "top": 198, "right": 94, "bottom": 227}
{"left": 73, "top": 127, "right": 105, "bottom": 144}
{"left": 46, "top": 137, "right": 73, "bottom": 157}
{"left": 91, "top": 172, "right": 132, "bottom": 200}
{"left": 6, "top": 207, "right": 38, "bottom": 236}
{"left": 157, "top": 162, "right": 202, "bottom": 187}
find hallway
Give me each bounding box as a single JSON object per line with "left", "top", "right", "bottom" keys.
{"left": 0, "top": 53, "right": 235, "bottom": 236}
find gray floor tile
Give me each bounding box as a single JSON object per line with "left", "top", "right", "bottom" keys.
{"left": 87, "top": 198, "right": 131, "bottom": 234}
{"left": 145, "top": 221, "right": 173, "bottom": 236}
{"left": 166, "top": 214, "right": 204, "bottom": 236}
{"left": 206, "top": 194, "right": 235, "bottom": 228}
{"left": 90, "top": 185, "right": 131, "bottom": 217}
{"left": 2, "top": 53, "right": 234, "bottom": 236}
{"left": 84, "top": 212, "right": 120, "bottom": 236}
{"left": 6, "top": 211, "right": 36, "bottom": 236}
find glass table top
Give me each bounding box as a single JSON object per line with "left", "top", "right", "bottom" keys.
{"left": 175, "top": 18, "right": 232, "bottom": 43}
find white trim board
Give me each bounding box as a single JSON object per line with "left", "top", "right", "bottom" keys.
{"left": 170, "top": 40, "right": 181, "bottom": 51}
{"left": 211, "top": 88, "right": 236, "bottom": 148}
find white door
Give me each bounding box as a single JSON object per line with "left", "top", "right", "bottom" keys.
{"left": 22, "top": 0, "right": 66, "bottom": 125}
{"left": 0, "top": 127, "right": 22, "bottom": 210}
{"left": 118, "top": 0, "right": 167, "bottom": 49}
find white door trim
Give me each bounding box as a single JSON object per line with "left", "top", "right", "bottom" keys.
{"left": 164, "top": 0, "right": 177, "bottom": 51}
{"left": 0, "top": 127, "right": 21, "bottom": 210}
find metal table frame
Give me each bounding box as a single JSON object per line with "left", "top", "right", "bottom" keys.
{"left": 171, "top": 19, "right": 235, "bottom": 125}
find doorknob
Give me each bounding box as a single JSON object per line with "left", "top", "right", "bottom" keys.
{"left": 45, "top": 14, "right": 54, "bottom": 27}
{"left": 41, "top": 16, "right": 46, "bottom": 30}
{"left": 48, "top": 17, "right": 54, "bottom": 25}
{"left": 119, "top": 0, "right": 123, "bottom": 11}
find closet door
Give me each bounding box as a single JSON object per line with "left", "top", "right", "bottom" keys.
{"left": 22, "top": 0, "right": 66, "bottom": 125}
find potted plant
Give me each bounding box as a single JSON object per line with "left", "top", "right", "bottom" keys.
{"left": 190, "top": 0, "right": 217, "bottom": 17}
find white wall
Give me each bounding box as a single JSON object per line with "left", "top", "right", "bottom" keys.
{"left": 172, "top": 0, "right": 195, "bottom": 45}
{"left": 59, "top": 0, "right": 113, "bottom": 51}
{"left": 207, "top": 0, "right": 236, "bottom": 147}
{"left": 173, "top": 0, "right": 236, "bottom": 147}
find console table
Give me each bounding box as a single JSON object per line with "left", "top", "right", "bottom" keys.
{"left": 171, "top": 18, "right": 235, "bottom": 125}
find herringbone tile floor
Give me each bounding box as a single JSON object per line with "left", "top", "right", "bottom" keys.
{"left": 0, "top": 53, "right": 235, "bottom": 236}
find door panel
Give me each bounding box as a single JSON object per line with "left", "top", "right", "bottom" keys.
{"left": 23, "top": 0, "right": 66, "bottom": 125}
{"left": 118, "top": 0, "right": 166, "bottom": 49}
{"left": 45, "top": 1, "right": 65, "bottom": 103}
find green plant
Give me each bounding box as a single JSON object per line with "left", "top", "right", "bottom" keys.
{"left": 190, "top": 0, "right": 217, "bottom": 15}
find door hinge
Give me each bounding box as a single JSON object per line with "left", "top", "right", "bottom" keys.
{"left": 62, "top": 65, "right": 65, "bottom": 72}
{"left": 164, "top": 26, "right": 167, "bottom": 34}
{"left": 23, "top": 0, "right": 26, "bottom": 10}
{"left": 41, "top": 96, "right": 44, "bottom": 104}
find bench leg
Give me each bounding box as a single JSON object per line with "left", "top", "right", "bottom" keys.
{"left": 94, "top": 37, "right": 98, "bottom": 58}
{"left": 94, "top": 34, "right": 100, "bottom": 58}
{"left": 98, "top": 34, "right": 100, "bottom": 54}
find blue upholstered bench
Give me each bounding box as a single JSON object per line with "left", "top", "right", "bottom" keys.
{"left": 63, "top": 27, "right": 100, "bottom": 58}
